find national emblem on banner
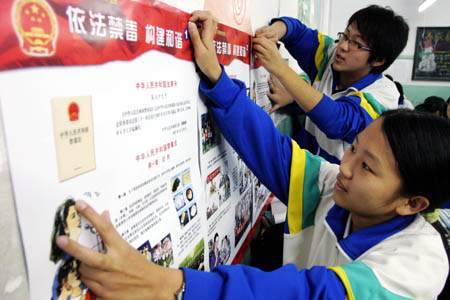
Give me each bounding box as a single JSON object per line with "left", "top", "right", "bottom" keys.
{"left": 12, "top": 0, "right": 58, "bottom": 56}
{"left": 68, "top": 102, "right": 80, "bottom": 122}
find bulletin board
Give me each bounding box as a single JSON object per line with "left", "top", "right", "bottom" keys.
{"left": 0, "top": 0, "right": 274, "bottom": 299}
{"left": 412, "top": 26, "right": 450, "bottom": 81}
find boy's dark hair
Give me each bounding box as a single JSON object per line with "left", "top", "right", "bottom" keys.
{"left": 415, "top": 96, "right": 447, "bottom": 118}
{"left": 348, "top": 5, "right": 409, "bottom": 74}
{"left": 382, "top": 109, "right": 450, "bottom": 210}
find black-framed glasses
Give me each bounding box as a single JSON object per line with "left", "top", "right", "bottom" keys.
{"left": 337, "top": 32, "right": 372, "bottom": 51}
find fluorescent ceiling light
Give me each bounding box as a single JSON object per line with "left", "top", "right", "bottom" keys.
{"left": 418, "top": 0, "right": 437, "bottom": 12}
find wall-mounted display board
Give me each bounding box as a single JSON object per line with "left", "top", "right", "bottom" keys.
{"left": 0, "top": 0, "right": 272, "bottom": 299}
{"left": 412, "top": 26, "right": 450, "bottom": 81}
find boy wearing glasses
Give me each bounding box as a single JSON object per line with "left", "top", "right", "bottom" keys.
{"left": 253, "top": 5, "right": 409, "bottom": 164}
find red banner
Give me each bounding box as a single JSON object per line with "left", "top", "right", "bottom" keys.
{"left": 0, "top": 0, "right": 250, "bottom": 71}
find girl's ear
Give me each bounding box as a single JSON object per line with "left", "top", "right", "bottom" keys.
{"left": 396, "top": 196, "right": 430, "bottom": 215}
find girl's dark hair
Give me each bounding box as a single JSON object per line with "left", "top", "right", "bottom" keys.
{"left": 382, "top": 109, "right": 450, "bottom": 210}
{"left": 348, "top": 5, "right": 409, "bottom": 74}
{"left": 56, "top": 257, "right": 80, "bottom": 296}
{"left": 50, "top": 198, "right": 76, "bottom": 263}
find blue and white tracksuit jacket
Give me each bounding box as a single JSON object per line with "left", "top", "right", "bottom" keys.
{"left": 277, "top": 17, "right": 399, "bottom": 164}
{"left": 181, "top": 69, "right": 448, "bottom": 300}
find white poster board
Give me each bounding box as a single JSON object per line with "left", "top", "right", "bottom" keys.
{"left": 0, "top": 0, "right": 273, "bottom": 299}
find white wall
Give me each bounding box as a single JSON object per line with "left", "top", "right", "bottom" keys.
{"left": 327, "top": 0, "right": 450, "bottom": 88}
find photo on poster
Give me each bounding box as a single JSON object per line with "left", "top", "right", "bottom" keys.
{"left": 234, "top": 188, "right": 253, "bottom": 246}
{"left": 188, "top": 202, "right": 198, "bottom": 220}
{"left": 49, "top": 194, "right": 104, "bottom": 300}
{"left": 237, "top": 156, "right": 252, "bottom": 195}
{"left": 171, "top": 168, "right": 197, "bottom": 229}
{"left": 254, "top": 178, "right": 269, "bottom": 212}
{"left": 52, "top": 95, "right": 96, "bottom": 182}
{"left": 138, "top": 240, "right": 153, "bottom": 262}
{"left": 208, "top": 232, "right": 220, "bottom": 270}
{"left": 179, "top": 239, "right": 205, "bottom": 271}
{"left": 201, "top": 112, "right": 222, "bottom": 154}
{"left": 206, "top": 164, "right": 231, "bottom": 219}
{"left": 171, "top": 174, "right": 183, "bottom": 194}
{"left": 220, "top": 234, "right": 232, "bottom": 265}
{"left": 208, "top": 231, "right": 232, "bottom": 270}
{"left": 178, "top": 207, "right": 191, "bottom": 228}
{"left": 150, "top": 233, "right": 174, "bottom": 268}
{"left": 173, "top": 191, "right": 186, "bottom": 211}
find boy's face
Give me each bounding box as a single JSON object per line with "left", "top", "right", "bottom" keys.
{"left": 333, "top": 119, "right": 409, "bottom": 229}
{"left": 333, "top": 22, "right": 381, "bottom": 78}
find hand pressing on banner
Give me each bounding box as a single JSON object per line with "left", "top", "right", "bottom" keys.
{"left": 254, "top": 21, "right": 287, "bottom": 43}
{"left": 188, "top": 10, "right": 222, "bottom": 85}
{"left": 252, "top": 36, "right": 287, "bottom": 77}
{"left": 267, "top": 74, "right": 295, "bottom": 114}
{"left": 252, "top": 32, "right": 322, "bottom": 112}
{"left": 56, "top": 200, "right": 184, "bottom": 300}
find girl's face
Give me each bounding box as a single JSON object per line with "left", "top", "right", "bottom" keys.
{"left": 333, "top": 118, "right": 408, "bottom": 230}
{"left": 64, "top": 205, "right": 81, "bottom": 240}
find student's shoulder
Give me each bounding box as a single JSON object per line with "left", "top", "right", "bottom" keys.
{"left": 359, "top": 215, "right": 447, "bottom": 298}
{"left": 370, "top": 214, "right": 445, "bottom": 256}
{"left": 360, "top": 76, "right": 399, "bottom": 109}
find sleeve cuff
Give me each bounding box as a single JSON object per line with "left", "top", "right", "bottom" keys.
{"left": 182, "top": 267, "right": 224, "bottom": 300}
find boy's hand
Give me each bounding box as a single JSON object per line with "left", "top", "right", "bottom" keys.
{"left": 267, "top": 74, "right": 295, "bottom": 113}
{"left": 253, "top": 37, "right": 287, "bottom": 77}
{"left": 56, "top": 200, "right": 183, "bottom": 300}
{"left": 255, "top": 21, "right": 287, "bottom": 42}
{"left": 188, "top": 10, "right": 222, "bottom": 84}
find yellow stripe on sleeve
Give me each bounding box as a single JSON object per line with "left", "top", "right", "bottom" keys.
{"left": 329, "top": 266, "right": 356, "bottom": 300}
{"left": 314, "top": 32, "right": 326, "bottom": 82}
{"left": 287, "top": 140, "right": 306, "bottom": 234}
{"left": 349, "top": 91, "right": 380, "bottom": 120}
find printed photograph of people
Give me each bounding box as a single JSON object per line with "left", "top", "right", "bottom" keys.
{"left": 201, "top": 112, "right": 221, "bottom": 154}
{"left": 208, "top": 232, "right": 222, "bottom": 270}
{"left": 50, "top": 198, "right": 99, "bottom": 300}
{"left": 209, "top": 232, "right": 233, "bottom": 270}
{"left": 150, "top": 233, "right": 174, "bottom": 268}
{"left": 220, "top": 234, "right": 232, "bottom": 265}
{"left": 254, "top": 179, "right": 269, "bottom": 212}
{"left": 206, "top": 165, "right": 231, "bottom": 219}
{"left": 138, "top": 240, "right": 152, "bottom": 262}
{"left": 234, "top": 189, "right": 253, "bottom": 246}
{"left": 237, "top": 156, "right": 252, "bottom": 194}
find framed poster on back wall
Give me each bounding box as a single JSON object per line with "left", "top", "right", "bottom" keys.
{"left": 412, "top": 27, "right": 450, "bottom": 81}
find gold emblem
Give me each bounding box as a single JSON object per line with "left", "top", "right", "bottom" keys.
{"left": 12, "top": 0, "right": 58, "bottom": 56}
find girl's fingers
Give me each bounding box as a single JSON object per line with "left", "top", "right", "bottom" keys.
{"left": 56, "top": 236, "right": 107, "bottom": 269}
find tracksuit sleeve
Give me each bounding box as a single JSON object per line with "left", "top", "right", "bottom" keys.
{"left": 199, "top": 67, "right": 293, "bottom": 204}
{"left": 272, "top": 17, "right": 335, "bottom": 84}
{"left": 182, "top": 264, "right": 346, "bottom": 300}
{"left": 307, "top": 92, "right": 388, "bottom": 144}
